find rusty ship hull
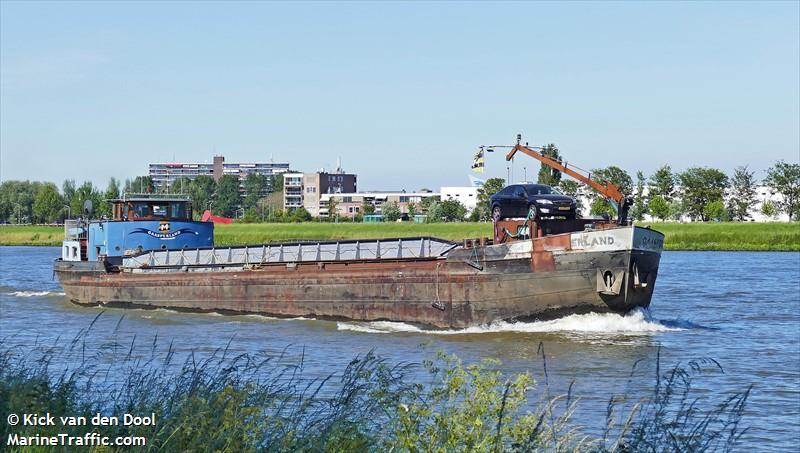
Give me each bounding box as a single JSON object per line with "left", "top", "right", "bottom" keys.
{"left": 54, "top": 225, "right": 664, "bottom": 329}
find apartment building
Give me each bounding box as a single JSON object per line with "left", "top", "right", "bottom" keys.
{"left": 283, "top": 170, "right": 358, "bottom": 216}
{"left": 149, "top": 155, "right": 290, "bottom": 193}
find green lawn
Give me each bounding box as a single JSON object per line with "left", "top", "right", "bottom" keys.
{"left": 213, "top": 222, "right": 492, "bottom": 245}
{"left": 0, "top": 225, "right": 63, "bottom": 246}
{"left": 1, "top": 222, "right": 798, "bottom": 251}
{"left": 633, "top": 221, "right": 800, "bottom": 251}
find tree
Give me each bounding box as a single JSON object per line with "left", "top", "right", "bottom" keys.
{"left": 271, "top": 173, "right": 285, "bottom": 193}
{"left": 171, "top": 177, "right": 193, "bottom": 194}
{"left": 726, "top": 166, "right": 757, "bottom": 221}
{"left": 62, "top": 179, "right": 76, "bottom": 211}
{"left": 678, "top": 167, "right": 729, "bottom": 221}
{"left": 536, "top": 144, "right": 561, "bottom": 186}
{"left": 439, "top": 199, "right": 467, "bottom": 222}
{"left": 99, "top": 177, "right": 121, "bottom": 218}
{"left": 243, "top": 173, "right": 269, "bottom": 210}
{"left": 475, "top": 178, "right": 505, "bottom": 220}
{"left": 407, "top": 202, "right": 418, "bottom": 219}
{"left": 214, "top": 175, "right": 241, "bottom": 217}
{"left": 0, "top": 180, "right": 40, "bottom": 223}
{"left": 189, "top": 175, "right": 216, "bottom": 217}
{"left": 630, "top": 171, "right": 648, "bottom": 221}
{"left": 71, "top": 181, "right": 102, "bottom": 218}
{"left": 260, "top": 191, "right": 284, "bottom": 222}
{"left": 669, "top": 200, "right": 685, "bottom": 221}
{"left": 588, "top": 166, "right": 632, "bottom": 217}
{"left": 425, "top": 201, "right": 444, "bottom": 223}
{"left": 761, "top": 200, "right": 778, "bottom": 219}
{"left": 704, "top": 200, "right": 727, "bottom": 221}
{"left": 32, "top": 183, "right": 64, "bottom": 223}
{"left": 239, "top": 208, "right": 261, "bottom": 223}
{"left": 126, "top": 176, "right": 155, "bottom": 194}
{"left": 361, "top": 202, "right": 375, "bottom": 215}
{"left": 557, "top": 180, "right": 584, "bottom": 216}
{"left": 648, "top": 165, "right": 676, "bottom": 202}
{"left": 648, "top": 195, "right": 670, "bottom": 221}
{"left": 382, "top": 201, "right": 401, "bottom": 221}
{"left": 764, "top": 161, "right": 800, "bottom": 221}
{"left": 326, "top": 196, "right": 340, "bottom": 221}
{"left": 290, "top": 207, "right": 312, "bottom": 222}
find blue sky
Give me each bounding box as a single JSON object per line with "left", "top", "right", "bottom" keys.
{"left": 1, "top": 1, "right": 798, "bottom": 191}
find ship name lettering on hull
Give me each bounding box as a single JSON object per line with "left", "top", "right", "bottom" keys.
{"left": 571, "top": 236, "right": 615, "bottom": 248}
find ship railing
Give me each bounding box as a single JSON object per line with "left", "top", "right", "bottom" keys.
{"left": 121, "top": 237, "right": 457, "bottom": 269}
{"left": 64, "top": 219, "right": 87, "bottom": 241}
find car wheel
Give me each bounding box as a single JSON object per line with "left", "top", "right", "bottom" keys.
{"left": 492, "top": 205, "right": 502, "bottom": 220}
{"left": 527, "top": 204, "right": 538, "bottom": 219}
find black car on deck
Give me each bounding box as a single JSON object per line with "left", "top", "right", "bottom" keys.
{"left": 490, "top": 184, "right": 577, "bottom": 220}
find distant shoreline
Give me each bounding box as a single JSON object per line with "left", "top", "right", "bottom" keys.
{"left": 0, "top": 222, "right": 797, "bottom": 251}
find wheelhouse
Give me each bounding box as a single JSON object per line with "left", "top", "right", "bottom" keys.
{"left": 111, "top": 194, "right": 193, "bottom": 221}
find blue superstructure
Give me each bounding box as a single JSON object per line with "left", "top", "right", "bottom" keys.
{"left": 66, "top": 194, "right": 214, "bottom": 264}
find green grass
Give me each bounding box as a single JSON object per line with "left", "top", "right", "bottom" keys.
{"left": 634, "top": 221, "right": 800, "bottom": 251}
{"left": 1, "top": 222, "right": 798, "bottom": 251}
{"left": 213, "top": 222, "right": 492, "bottom": 245}
{"left": 0, "top": 225, "right": 60, "bottom": 246}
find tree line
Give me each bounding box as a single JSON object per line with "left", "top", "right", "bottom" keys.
{"left": 0, "top": 173, "right": 283, "bottom": 224}
{"left": 1, "top": 153, "right": 797, "bottom": 224}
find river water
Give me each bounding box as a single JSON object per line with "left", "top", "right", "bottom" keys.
{"left": 1, "top": 247, "right": 798, "bottom": 450}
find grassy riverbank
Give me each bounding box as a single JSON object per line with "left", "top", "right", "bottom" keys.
{"left": 1, "top": 222, "right": 798, "bottom": 251}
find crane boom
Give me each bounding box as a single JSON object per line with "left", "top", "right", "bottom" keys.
{"left": 503, "top": 139, "right": 632, "bottom": 224}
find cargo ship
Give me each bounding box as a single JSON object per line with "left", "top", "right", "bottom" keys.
{"left": 54, "top": 138, "right": 664, "bottom": 329}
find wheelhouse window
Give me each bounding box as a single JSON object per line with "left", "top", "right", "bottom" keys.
{"left": 125, "top": 200, "right": 191, "bottom": 220}
{"left": 152, "top": 204, "right": 168, "bottom": 217}
{"left": 170, "top": 202, "right": 189, "bottom": 219}
{"left": 133, "top": 202, "right": 149, "bottom": 218}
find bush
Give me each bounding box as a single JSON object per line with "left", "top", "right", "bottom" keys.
{"left": 290, "top": 207, "right": 312, "bottom": 222}
{"left": 382, "top": 201, "right": 401, "bottom": 222}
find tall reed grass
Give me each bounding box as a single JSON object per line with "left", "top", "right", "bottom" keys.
{"left": 0, "top": 316, "right": 750, "bottom": 452}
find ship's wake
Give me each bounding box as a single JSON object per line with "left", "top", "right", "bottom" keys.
{"left": 336, "top": 309, "right": 684, "bottom": 335}
{"left": 4, "top": 290, "right": 66, "bottom": 298}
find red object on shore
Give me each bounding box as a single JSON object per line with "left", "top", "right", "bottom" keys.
{"left": 201, "top": 210, "right": 233, "bottom": 224}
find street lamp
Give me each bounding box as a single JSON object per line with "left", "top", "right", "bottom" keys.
{"left": 63, "top": 205, "right": 71, "bottom": 220}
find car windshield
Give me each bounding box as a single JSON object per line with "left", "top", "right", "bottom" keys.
{"left": 524, "top": 185, "right": 560, "bottom": 195}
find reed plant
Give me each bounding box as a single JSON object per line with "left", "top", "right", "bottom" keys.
{"left": 0, "top": 316, "right": 751, "bottom": 452}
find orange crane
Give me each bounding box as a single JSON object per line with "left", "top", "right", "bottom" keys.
{"left": 501, "top": 134, "right": 633, "bottom": 224}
